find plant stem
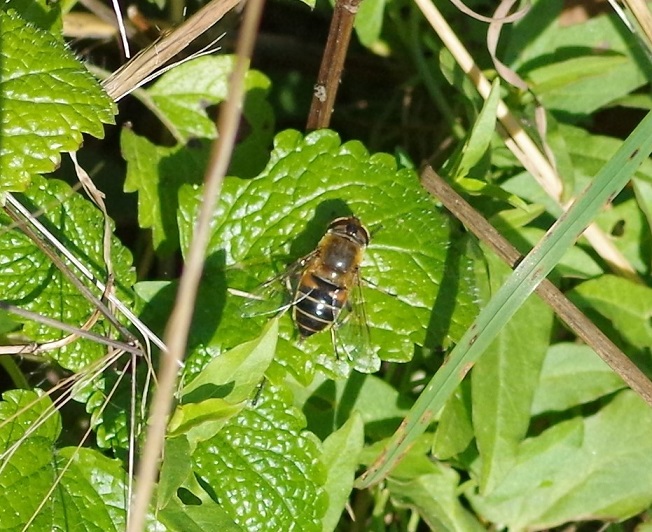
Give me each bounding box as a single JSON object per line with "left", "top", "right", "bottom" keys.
{"left": 306, "top": 0, "right": 362, "bottom": 130}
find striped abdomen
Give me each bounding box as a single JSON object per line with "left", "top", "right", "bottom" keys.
{"left": 293, "top": 273, "right": 346, "bottom": 337}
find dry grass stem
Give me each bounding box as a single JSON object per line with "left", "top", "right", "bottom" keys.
{"left": 126, "top": 0, "right": 266, "bottom": 527}
{"left": 102, "top": 0, "right": 241, "bottom": 101}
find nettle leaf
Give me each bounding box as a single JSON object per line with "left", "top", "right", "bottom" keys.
{"left": 468, "top": 390, "right": 652, "bottom": 529}
{"left": 0, "top": 175, "right": 136, "bottom": 371}
{"left": 148, "top": 56, "right": 273, "bottom": 152}
{"left": 177, "top": 129, "right": 476, "bottom": 383}
{"left": 0, "top": 9, "right": 116, "bottom": 191}
{"left": 0, "top": 390, "right": 145, "bottom": 531}
{"left": 122, "top": 56, "right": 274, "bottom": 255}
{"left": 192, "top": 382, "right": 328, "bottom": 531}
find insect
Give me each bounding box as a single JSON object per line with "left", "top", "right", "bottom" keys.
{"left": 242, "top": 216, "right": 373, "bottom": 360}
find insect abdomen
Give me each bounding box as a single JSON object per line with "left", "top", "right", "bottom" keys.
{"left": 293, "top": 273, "right": 345, "bottom": 337}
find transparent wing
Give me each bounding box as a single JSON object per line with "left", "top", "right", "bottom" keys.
{"left": 333, "top": 274, "right": 376, "bottom": 369}
{"left": 238, "top": 254, "right": 313, "bottom": 318}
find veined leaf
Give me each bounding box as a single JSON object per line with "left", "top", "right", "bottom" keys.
{"left": 0, "top": 390, "right": 157, "bottom": 531}
{"left": 532, "top": 343, "right": 625, "bottom": 415}
{"left": 0, "top": 176, "right": 136, "bottom": 371}
{"left": 0, "top": 9, "right": 115, "bottom": 191}
{"left": 468, "top": 391, "right": 652, "bottom": 529}
{"left": 192, "top": 383, "right": 327, "bottom": 531}
{"left": 177, "top": 128, "right": 477, "bottom": 384}
{"left": 0, "top": 177, "right": 135, "bottom": 368}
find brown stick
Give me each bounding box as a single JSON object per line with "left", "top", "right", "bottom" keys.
{"left": 421, "top": 166, "right": 652, "bottom": 407}
{"left": 102, "top": 0, "right": 241, "bottom": 101}
{"left": 306, "top": 0, "right": 362, "bottom": 130}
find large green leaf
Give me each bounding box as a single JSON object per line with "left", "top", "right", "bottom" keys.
{"left": 0, "top": 9, "right": 115, "bottom": 191}
{"left": 176, "top": 129, "right": 476, "bottom": 384}
{"left": 192, "top": 382, "right": 328, "bottom": 531}
{"left": 0, "top": 390, "right": 155, "bottom": 531}
{"left": 468, "top": 391, "right": 652, "bottom": 529}
{"left": 357, "top": 108, "right": 652, "bottom": 488}
{"left": 0, "top": 176, "right": 136, "bottom": 371}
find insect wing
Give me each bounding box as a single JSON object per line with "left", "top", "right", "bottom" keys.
{"left": 240, "top": 255, "right": 311, "bottom": 318}
{"left": 333, "top": 276, "right": 375, "bottom": 367}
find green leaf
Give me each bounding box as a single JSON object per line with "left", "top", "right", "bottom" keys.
{"left": 0, "top": 9, "right": 116, "bottom": 191}
{"left": 468, "top": 391, "right": 652, "bottom": 529}
{"left": 192, "top": 382, "right": 328, "bottom": 530}
{"left": 177, "top": 129, "right": 476, "bottom": 384}
{"left": 122, "top": 129, "right": 208, "bottom": 256}
{"left": 147, "top": 55, "right": 274, "bottom": 177}
{"left": 633, "top": 174, "right": 652, "bottom": 235}
{"left": 568, "top": 275, "right": 652, "bottom": 350}
{"left": 159, "top": 436, "right": 194, "bottom": 510}
{"left": 388, "top": 437, "right": 484, "bottom": 531}
{"left": 354, "top": 0, "right": 386, "bottom": 47}
{"left": 158, "top": 495, "right": 241, "bottom": 532}
{"left": 321, "top": 412, "right": 364, "bottom": 532}
{"left": 122, "top": 57, "right": 274, "bottom": 255}
{"left": 299, "top": 372, "right": 411, "bottom": 443}
{"left": 452, "top": 78, "right": 501, "bottom": 179}
{"left": 500, "top": 226, "right": 603, "bottom": 279}
{"left": 389, "top": 464, "right": 485, "bottom": 531}
{"left": 531, "top": 343, "right": 625, "bottom": 415}
{"left": 0, "top": 176, "right": 136, "bottom": 371}
{"left": 3, "top": 0, "right": 62, "bottom": 32}
{"left": 169, "top": 317, "right": 278, "bottom": 443}
{"left": 471, "top": 252, "right": 554, "bottom": 493}
{"left": 506, "top": 2, "right": 651, "bottom": 114}
{"left": 181, "top": 318, "right": 278, "bottom": 404}
{"left": 0, "top": 390, "right": 151, "bottom": 531}
{"left": 527, "top": 54, "right": 647, "bottom": 115}
{"left": 432, "top": 381, "right": 473, "bottom": 460}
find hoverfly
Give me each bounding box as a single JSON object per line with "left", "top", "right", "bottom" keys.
{"left": 241, "top": 216, "right": 373, "bottom": 362}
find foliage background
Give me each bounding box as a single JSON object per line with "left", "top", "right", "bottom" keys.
{"left": 1, "top": 0, "right": 652, "bottom": 530}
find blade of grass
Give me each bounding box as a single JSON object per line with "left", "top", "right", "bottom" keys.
{"left": 356, "top": 109, "right": 652, "bottom": 489}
